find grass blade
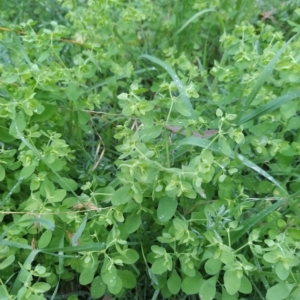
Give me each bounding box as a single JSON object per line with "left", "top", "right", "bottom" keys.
{"left": 1, "top": 239, "right": 106, "bottom": 254}
{"left": 177, "top": 137, "right": 287, "bottom": 194}
{"left": 236, "top": 33, "right": 299, "bottom": 122}
{"left": 139, "top": 54, "right": 195, "bottom": 119}
{"left": 173, "top": 9, "right": 225, "bottom": 37}
{"left": 237, "top": 89, "right": 300, "bottom": 125}
{"left": 71, "top": 213, "right": 88, "bottom": 246}
{"left": 44, "top": 242, "right": 106, "bottom": 253}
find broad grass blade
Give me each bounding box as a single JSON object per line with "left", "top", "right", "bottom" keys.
{"left": 237, "top": 89, "right": 300, "bottom": 125}
{"left": 139, "top": 54, "right": 195, "bottom": 119}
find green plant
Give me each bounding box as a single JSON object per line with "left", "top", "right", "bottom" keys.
{"left": 1, "top": 1, "right": 300, "bottom": 300}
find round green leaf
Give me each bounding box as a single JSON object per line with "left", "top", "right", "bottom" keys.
{"left": 79, "top": 268, "right": 95, "bottom": 285}
{"left": 181, "top": 272, "right": 203, "bottom": 295}
{"left": 199, "top": 276, "right": 217, "bottom": 300}
{"left": 107, "top": 276, "right": 122, "bottom": 295}
{"left": 222, "top": 288, "right": 238, "bottom": 300}
{"left": 38, "top": 229, "right": 52, "bottom": 248}
{"left": 204, "top": 257, "right": 222, "bottom": 275}
{"left": 266, "top": 282, "right": 295, "bottom": 300}
{"left": 125, "top": 212, "right": 141, "bottom": 234}
{"left": 52, "top": 189, "right": 66, "bottom": 202}
{"left": 66, "top": 82, "right": 81, "bottom": 101}
{"left": 102, "top": 265, "right": 117, "bottom": 286}
{"left": 224, "top": 270, "right": 241, "bottom": 295}
{"left": 111, "top": 185, "right": 131, "bottom": 206}
{"left": 275, "top": 261, "right": 290, "bottom": 280}
{"left": 118, "top": 270, "right": 136, "bottom": 288}
{"left": 91, "top": 276, "right": 106, "bottom": 298}
{"left": 157, "top": 196, "right": 177, "bottom": 222}
{"left": 151, "top": 258, "right": 168, "bottom": 275}
{"left": 121, "top": 249, "right": 139, "bottom": 264}
{"left": 239, "top": 275, "right": 252, "bottom": 294}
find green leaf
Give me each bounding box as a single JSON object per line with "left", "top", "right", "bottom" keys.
{"left": 91, "top": 276, "right": 106, "bottom": 298}
{"left": 111, "top": 185, "right": 131, "bottom": 206}
{"left": 79, "top": 267, "right": 95, "bottom": 285}
{"left": 181, "top": 272, "right": 203, "bottom": 295}
{"left": 20, "top": 165, "right": 36, "bottom": 179}
{"left": 280, "top": 100, "right": 298, "bottom": 120}
{"left": 118, "top": 270, "right": 136, "bottom": 289}
{"left": 151, "top": 245, "right": 166, "bottom": 257}
{"left": 66, "top": 82, "right": 81, "bottom": 101}
{"left": 266, "top": 282, "right": 295, "bottom": 300}
{"left": 199, "top": 276, "right": 217, "bottom": 300}
{"left": 222, "top": 288, "right": 238, "bottom": 300}
{"left": 275, "top": 261, "right": 290, "bottom": 280}
{"left": 139, "top": 126, "right": 162, "bottom": 142}
{"left": 125, "top": 212, "right": 141, "bottom": 234}
{"left": 0, "top": 285, "right": 10, "bottom": 298}
{"left": 175, "top": 98, "right": 193, "bottom": 117}
{"left": 107, "top": 276, "right": 123, "bottom": 295}
{"left": 218, "top": 136, "right": 232, "bottom": 156}
{"left": 56, "top": 177, "right": 78, "bottom": 192}
{"left": 151, "top": 258, "right": 168, "bottom": 275}
{"left": 180, "top": 256, "right": 195, "bottom": 277}
{"left": 0, "top": 165, "right": 5, "bottom": 181}
{"left": 102, "top": 264, "right": 117, "bottom": 286}
{"left": 0, "top": 255, "right": 15, "bottom": 270}
{"left": 9, "top": 111, "right": 26, "bottom": 137}
{"left": 167, "top": 269, "right": 181, "bottom": 294}
{"left": 224, "top": 270, "right": 241, "bottom": 295}
{"left": 157, "top": 196, "right": 177, "bottom": 222}
{"left": 239, "top": 275, "right": 252, "bottom": 294}
{"left": 121, "top": 249, "right": 139, "bottom": 264}
{"left": 204, "top": 257, "right": 222, "bottom": 275}
{"left": 38, "top": 230, "right": 52, "bottom": 249}
{"left": 51, "top": 189, "right": 66, "bottom": 202}
{"left": 31, "top": 282, "right": 51, "bottom": 293}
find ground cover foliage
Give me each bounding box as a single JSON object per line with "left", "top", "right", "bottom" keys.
{"left": 1, "top": 0, "right": 300, "bottom": 299}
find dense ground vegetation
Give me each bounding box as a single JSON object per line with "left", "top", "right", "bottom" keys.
{"left": 1, "top": 1, "right": 300, "bottom": 299}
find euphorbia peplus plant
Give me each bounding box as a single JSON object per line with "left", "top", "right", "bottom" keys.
{"left": 1, "top": 0, "right": 300, "bottom": 299}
